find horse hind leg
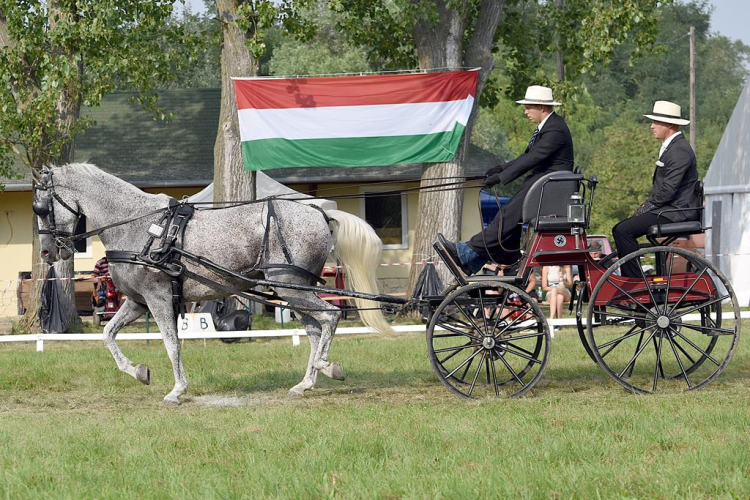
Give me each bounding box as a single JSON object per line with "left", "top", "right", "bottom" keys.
{"left": 102, "top": 299, "right": 150, "bottom": 384}
{"left": 288, "top": 315, "right": 321, "bottom": 398}
{"left": 283, "top": 292, "right": 342, "bottom": 397}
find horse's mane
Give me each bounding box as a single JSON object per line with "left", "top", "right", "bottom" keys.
{"left": 59, "top": 163, "right": 146, "bottom": 197}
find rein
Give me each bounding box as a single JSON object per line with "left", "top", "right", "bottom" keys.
{"left": 37, "top": 173, "right": 490, "bottom": 254}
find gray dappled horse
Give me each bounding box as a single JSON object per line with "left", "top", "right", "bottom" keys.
{"left": 33, "top": 163, "right": 390, "bottom": 404}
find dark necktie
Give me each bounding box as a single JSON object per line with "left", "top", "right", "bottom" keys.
{"left": 528, "top": 127, "right": 540, "bottom": 149}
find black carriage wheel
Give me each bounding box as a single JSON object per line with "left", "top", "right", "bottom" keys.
{"left": 575, "top": 287, "right": 599, "bottom": 364}
{"left": 427, "top": 281, "right": 550, "bottom": 398}
{"left": 586, "top": 246, "right": 741, "bottom": 394}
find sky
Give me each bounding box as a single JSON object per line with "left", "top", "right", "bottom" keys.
{"left": 178, "top": 0, "right": 750, "bottom": 48}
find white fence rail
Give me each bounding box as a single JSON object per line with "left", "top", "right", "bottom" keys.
{"left": 1, "top": 312, "right": 746, "bottom": 352}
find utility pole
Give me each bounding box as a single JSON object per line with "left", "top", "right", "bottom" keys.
{"left": 689, "top": 26, "right": 696, "bottom": 153}
{"left": 555, "top": 0, "right": 565, "bottom": 81}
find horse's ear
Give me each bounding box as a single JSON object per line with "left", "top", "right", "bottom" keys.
{"left": 31, "top": 168, "right": 43, "bottom": 184}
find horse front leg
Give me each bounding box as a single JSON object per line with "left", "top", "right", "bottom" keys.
{"left": 149, "top": 304, "right": 188, "bottom": 405}
{"left": 102, "top": 299, "right": 150, "bottom": 384}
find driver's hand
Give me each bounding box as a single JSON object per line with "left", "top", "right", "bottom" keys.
{"left": 484, "top": 173, "right": 502, "bottom": 188}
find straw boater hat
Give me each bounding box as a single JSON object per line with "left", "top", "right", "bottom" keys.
{"left": 515, "top": 85, "right": 562, "bottom": 106}
{"left": 644, "top": 100, "right": 690, "bottom": 126}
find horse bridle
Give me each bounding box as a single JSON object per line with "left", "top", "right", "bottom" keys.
{"left": 33, "top": 168, "right": 82, "bottom": 252}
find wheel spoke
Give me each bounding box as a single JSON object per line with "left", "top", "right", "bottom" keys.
{"left": 445, "top": 348, "right": 483, "bottom": 380}
{"left": 433, "top": 331, "right": 475, "bottom": 339}
{"left": 638, "top": 261, "right": 661, "bottom": 315}
{"left": 495, "top": 306, "right": 535, "bottom": 336}
{"left": 459, "top": 354, "right": 476, "bottom": 382}
{"left": 477, "top": 288, "right": 490, "bottom": 335}
{"left": 597, "top": 323, "right": 652, "bottom": 350}
{"left": 435, "top": 321, "right": 480, "bottom": 341}
{"left": 467, "top": 351, "right": 487, "bottom": 397}
{"left": 495, "top": 351, "right": 527, "bottom": 388}
{"left": 665, "top": 332, "right": 692, "bottom": 388}
{"left": 502, "top": 345, "right": 543, "bottom": 364}
{"left": 503, "top": 341, "right": 536, "bottom": 358}
{"left": 437, "top": 312, "right": 475, "bottom": 330}
{"left": 652, "top": 336, "right": 666, "bottom": 379}
{"left": 434, "top": 342, "right": 482, "bottom": 355}
{"left": 618, "top": 331, "right": 656, "bottom": 379}
{"left": 653, "top": 333, "right": 664, "bottom": 392}
{"left": 607, "top": 280, "right": 655, "bottom": 316}
{"left": 679, "top": 322, "right": 735, "bottom": 336}
{"left": 454, "top": 299, "right": 485, "bottom": 338}
{"left": 663, "top": 250, "right": 675, "bottom": 314}
{"left": 672, "top": 328, "right": 721, "bottom": 366}
{"left": 671, "top": 294, "right": 730, "bottom": 319}
{"left": 490, "top": 290, "right": 512, "bottom": 333}
{"left": 671, "top": 336, "right": 696, "bottom": 365}
{"left": 499, "top": 330, "right": 547, "bottom": 342}
{"left": 621, "top": 332, "right": 645, "bottom": 379}
{"left": 488, "top": 354, "right": 500, "bottom": 397}
{"left": 592, "top": 309, "right": 655, "bottom": 323}
{"left": 668, "top": 266, "right": 708, "bottom": 315}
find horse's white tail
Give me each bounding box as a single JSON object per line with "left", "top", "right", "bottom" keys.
{"left": 326, "top": 209, "right": 393, "bottom": 333}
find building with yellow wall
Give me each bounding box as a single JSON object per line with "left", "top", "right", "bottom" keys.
{"left": 0, "top": 89, "right": 498, "bottom": 320}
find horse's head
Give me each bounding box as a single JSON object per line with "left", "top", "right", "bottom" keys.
{"left": 32, "top": 166, "right": 82, "bottom": 263}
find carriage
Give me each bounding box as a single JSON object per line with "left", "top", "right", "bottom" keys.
{"left": 32, "top": 165, "right": 740, "bottom": 403}
{"left": 425, "top": 171, "right": 740, "bottom": 398}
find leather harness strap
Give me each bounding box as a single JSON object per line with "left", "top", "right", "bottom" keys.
{"left": 107, "top": 198, "right": 327, "bottom": 318}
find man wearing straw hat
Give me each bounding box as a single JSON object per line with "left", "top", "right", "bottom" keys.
{"left": 612, "top": 100, "right": 700, "bottom": 278}
{"left": 439, "top": 85, "right": 574, "bottom": 275}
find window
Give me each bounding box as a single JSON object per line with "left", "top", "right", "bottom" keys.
{"left": 73, "top": 215, "right": 92, "bottom": 259}
{"left": 360, "top": 187, "right": 407, "bottom": 250}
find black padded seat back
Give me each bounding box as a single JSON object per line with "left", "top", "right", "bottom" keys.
{"left": 521, "top": 171, "right": 584, "bottom": 227}
{"left": 646, "top": 181, "right": 706, "bottom": 238}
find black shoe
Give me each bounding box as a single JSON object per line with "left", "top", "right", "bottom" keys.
{"left": 437, "top": 233, "right": 473, "bottom": 275}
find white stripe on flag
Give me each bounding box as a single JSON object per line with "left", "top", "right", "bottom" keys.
{"left": 237, "top": 97, "right": 474, "bottom": 142}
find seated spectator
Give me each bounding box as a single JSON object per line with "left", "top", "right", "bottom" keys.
{"left": 542, "top": 265, "right": 573, "bottom": 330}
{"left": 91, "top": 257, "right": 110, "bottom": 307}
{"left": 92, "top": 256, "right": 110, "bottom": 281}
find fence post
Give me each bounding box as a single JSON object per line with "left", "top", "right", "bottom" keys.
{"left": 36, "top": 334, "right": 44, "bottom": 352}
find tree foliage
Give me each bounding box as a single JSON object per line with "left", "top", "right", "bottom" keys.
{"left": 0, "top": 0, "right": 198, "bottom": 331}
{"left": 0, "top": 0, "right": 198, "bottom": 174}
{"left": 268, "top": 4, "right": 371, "bottom": 76}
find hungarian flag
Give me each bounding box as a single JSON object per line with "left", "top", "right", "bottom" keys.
{"left": 233, "top": 70, "right": 478, "bottom": 171}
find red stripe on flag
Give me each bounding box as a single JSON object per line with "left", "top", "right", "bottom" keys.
{"left": 234, "top": 70, "right": 478, "bottom": 110}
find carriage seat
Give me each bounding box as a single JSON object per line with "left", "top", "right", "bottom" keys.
{"left": 646, "top": 220, "right": 703, "bottom": 238}
{"left": 645, "top": 181, "right": 705, "bottom": 240}
{"left": 521, "top": 171, "right": 584, "bottom": 231}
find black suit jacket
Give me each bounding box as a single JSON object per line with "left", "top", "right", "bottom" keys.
{"left": 644, "top": 133, "right": 700, "bottom": 222}
{"left": 486, "top": 112, "right": 575, "bottom": 186}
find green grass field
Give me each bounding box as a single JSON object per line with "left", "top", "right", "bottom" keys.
{"left": 1, "top": 329, "right": 748, "bottom": 499}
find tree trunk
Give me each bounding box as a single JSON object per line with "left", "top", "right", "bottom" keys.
{"left": 21, "top": 0, "right": 84, "bottom": 332}
{"left": 213, "top": 0, "right": 257, "bottom": 203}
{"left": 21, "top": 222, "right": 48, "bottom": 331}
{"left": 406, "top": 0, "right": 503, "bottom": 294}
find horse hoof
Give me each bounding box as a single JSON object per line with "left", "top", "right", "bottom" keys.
{"left": 163, "top": 395, "right": 181, "bottom": 405}
{"left": 135, "top": 364, "right": 151, "bottom": 385}
{"left": 288, "top": 387, "right": 305, "bottom": 398}
{"left": 322, "top": 363, "right": 345, "bottom": 381}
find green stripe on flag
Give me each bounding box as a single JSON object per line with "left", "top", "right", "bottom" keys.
{"left": 241, "top": 124, "right": 466, "bottom": 171}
